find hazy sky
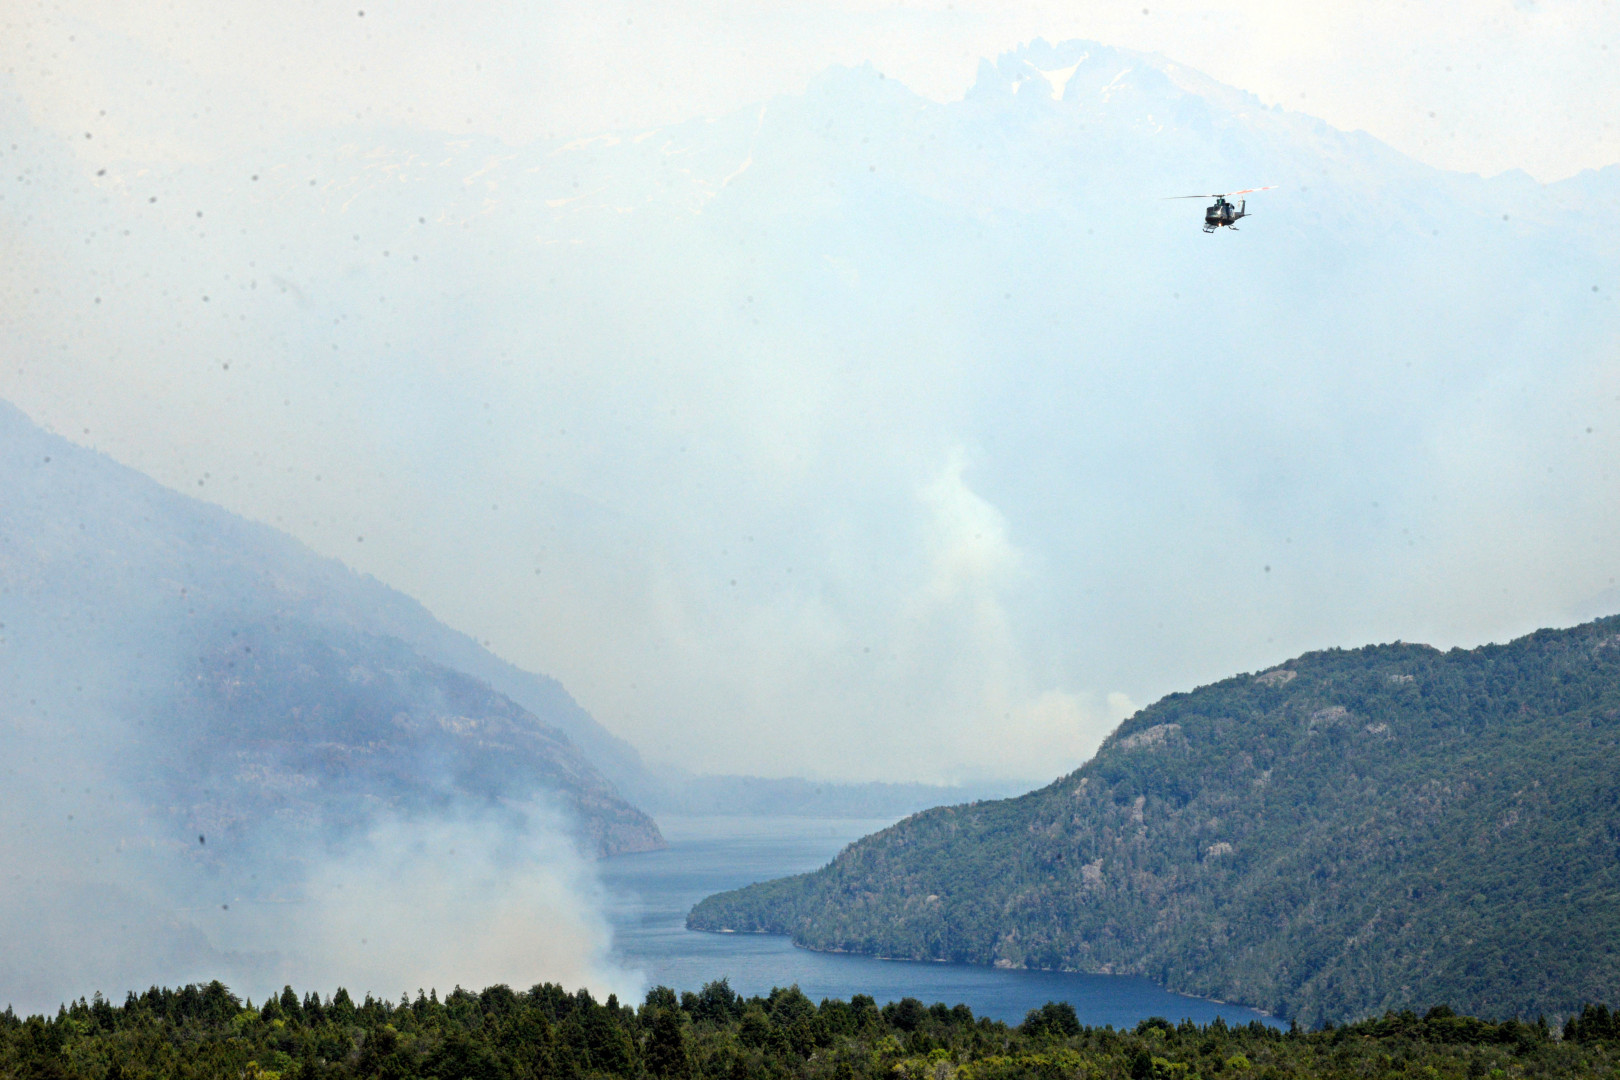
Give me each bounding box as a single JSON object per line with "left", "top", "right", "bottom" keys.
{"left": 3, "top": 2, "right": 1619, "bottom": 785}
{"left": 4, "top": 0, "right": 1617, "bottom": 180}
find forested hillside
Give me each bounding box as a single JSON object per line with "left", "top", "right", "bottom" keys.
{"left": 0, "top": 400, "right": 662, "bottom": 857}
{"left": 690, "top": 619, "right": 1620, "bottom": 1025}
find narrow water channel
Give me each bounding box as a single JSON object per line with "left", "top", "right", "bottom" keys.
{"left": 598, "top": 816, "right": 1279, "bottom": 1028}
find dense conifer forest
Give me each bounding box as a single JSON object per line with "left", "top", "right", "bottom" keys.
{"left": 6, "top": 980, "right": 1620, "bottom": 1080}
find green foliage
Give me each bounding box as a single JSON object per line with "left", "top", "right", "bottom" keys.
{"left": 1563, "top": 1004, "right": 1620, "bottom": 1044}
{"left": 644, "top": 1007, "right": 692, "bottom": 1080}
{"left": 10, "top": 980, "right": 1620, "bottom": 1080}
{"left": 689, "top": 617, "right": 1620, "bottom": 1024}
{"left": 1021, "top": 1002, "right": 1080, "bottom": 1040}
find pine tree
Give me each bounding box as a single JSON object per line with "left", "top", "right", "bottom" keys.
{"left": 645, "top": 1008, "right": 692, "bottom": 1080}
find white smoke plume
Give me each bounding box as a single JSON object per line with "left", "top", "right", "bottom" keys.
{"left": 0, "top": 686, "right": 638, "bottom": 1015}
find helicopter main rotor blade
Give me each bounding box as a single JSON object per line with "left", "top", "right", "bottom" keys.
{"left": 1162, "top": 186, "right": 1277, "bottom": 200}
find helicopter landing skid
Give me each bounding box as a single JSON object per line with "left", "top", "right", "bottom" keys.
{"left": 1202, "top": 224, "right": 1217, "bottom": 233}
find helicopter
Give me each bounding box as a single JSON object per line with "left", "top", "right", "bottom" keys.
{"left": 1167, "top": 187, "right": 1277, "bottom": 232}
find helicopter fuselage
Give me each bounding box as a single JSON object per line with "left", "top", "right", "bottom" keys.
{"left": 1204, "top": 198, "right": 1247, "bottom": 232}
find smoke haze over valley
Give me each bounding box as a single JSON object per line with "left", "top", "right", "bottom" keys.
{"left": 0, "top": 405, "right": 655, "bottom": 1013}
{"left": 5, "top": 33, "right": 1619, "bottom": 783}
{"left": 3, "top": 0, "right": 1619, "bottom": 1025}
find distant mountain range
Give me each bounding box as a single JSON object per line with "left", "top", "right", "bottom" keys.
{"left": 640, "top": 774, "right": 1024, "bottom": 820}
{"left": 6, "top": 39, "right": 1617, "bottom": 784}
{"left": 691, "top": 619, "right": 1620, "bottom": 1024}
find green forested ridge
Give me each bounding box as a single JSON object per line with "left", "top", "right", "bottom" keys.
{"left": 688, "top": 617, "right": 1620, "bottom": 1025}
{"left": 8, "top": 980, "right": 1620, "bottom": 1080}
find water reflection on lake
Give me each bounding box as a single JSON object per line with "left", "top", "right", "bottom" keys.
{"left": 598, "top": 816, "right": 1279, "bottom": 1028}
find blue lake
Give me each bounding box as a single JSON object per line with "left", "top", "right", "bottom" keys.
{"left": 598, "top": 815, "right": 1279, "bottom": 1029}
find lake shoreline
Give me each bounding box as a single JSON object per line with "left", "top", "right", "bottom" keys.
{"left": 604, "top": 816, "right": 1281, "bottom": 1027}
